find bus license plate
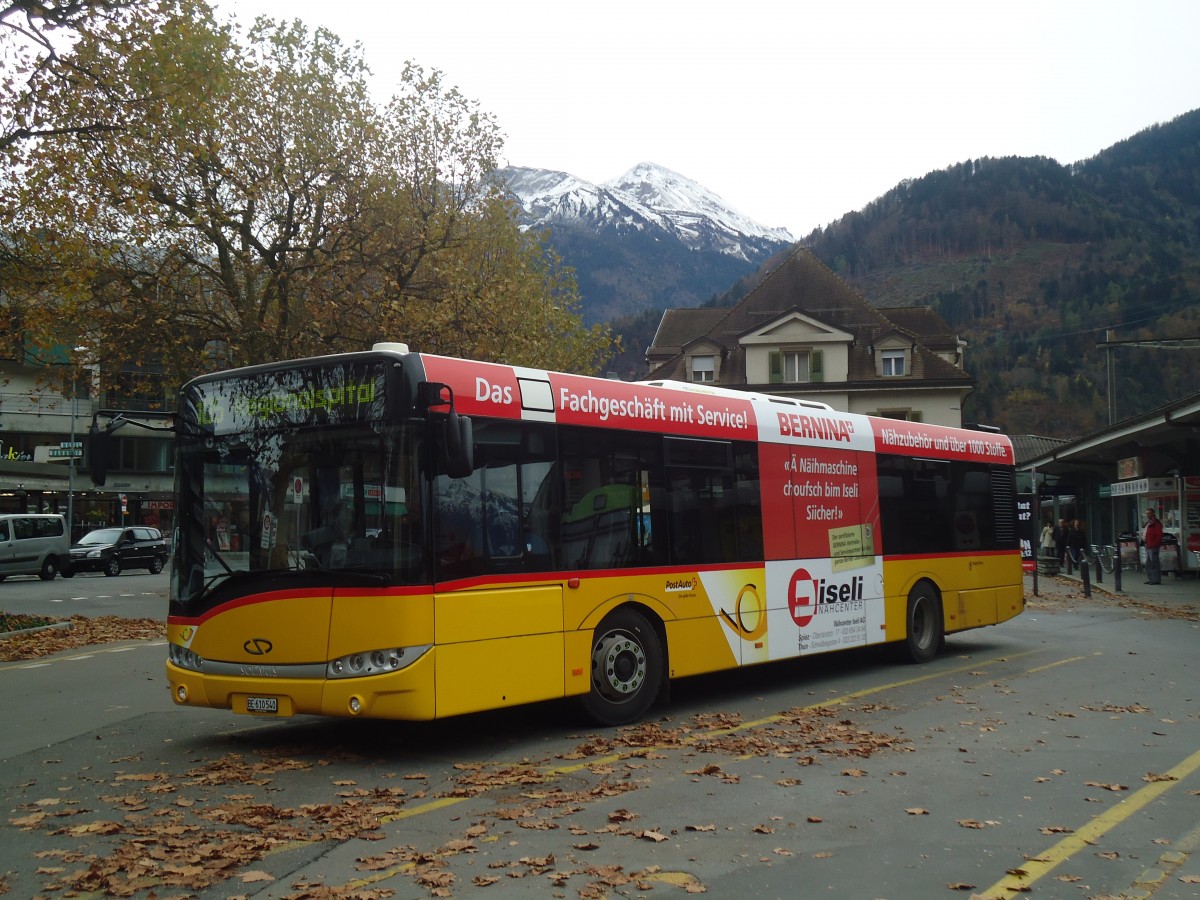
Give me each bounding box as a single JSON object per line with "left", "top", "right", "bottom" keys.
{"left": 246, "top": 697, "right": 278, "bottom": 714}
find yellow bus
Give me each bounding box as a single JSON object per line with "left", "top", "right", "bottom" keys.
{"left": 165, "top": 342, "right": 1023, "bottom": 726}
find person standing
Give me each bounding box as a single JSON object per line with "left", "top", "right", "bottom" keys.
{"left": 1143, "top": 507, "right": 1163, "bottom": 584}
{"left": 1055, "top": 518, "right": 1069, "bottom": 567}
{"left": 1040, "top": 519, "right": 1055, "bottom": 558}
{"left": 1067, "top": 519, "right": 1087, "bottom": 569}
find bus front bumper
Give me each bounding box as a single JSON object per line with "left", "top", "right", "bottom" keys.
{"left": 165, "top": 653, "right": 437, "bottom": 721}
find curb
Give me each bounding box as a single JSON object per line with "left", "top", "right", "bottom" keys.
{"left": 0, "top": 621, "right": 72, "bottom": 642}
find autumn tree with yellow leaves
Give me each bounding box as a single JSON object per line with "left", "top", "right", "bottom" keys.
{"left": 1, "top": 0, "right": 611, "bottom": 399}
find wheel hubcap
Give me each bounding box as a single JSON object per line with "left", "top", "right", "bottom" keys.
{"left": 592, "top": 631, "right": 646, "bottom": 702}
{"left": 913, "top": 598, "right": 932, "bottom": 645}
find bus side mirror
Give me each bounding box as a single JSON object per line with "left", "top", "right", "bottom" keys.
{"left": 443, "top": 410, "right": 473, "bottom": 479}
{"left": 87, "top": 420, "right": 111, "bottom": 487}
{"left": 418, "top": 381, "right": 452, "bottom": 411}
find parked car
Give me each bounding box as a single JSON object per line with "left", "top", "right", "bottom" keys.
{"left": 66, "top": 526, "right": 168, "bottom": 577}
{"left": 0, "top": 514, "right": 70, "bottom": 581}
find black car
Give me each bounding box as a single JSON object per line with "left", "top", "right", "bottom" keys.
{"left": 66, "top": 526, "right": 168, "bottom": 577}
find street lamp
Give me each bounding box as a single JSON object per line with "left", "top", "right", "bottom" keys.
{"left": 68, "top": 346, "right": 93, "bottom": 542}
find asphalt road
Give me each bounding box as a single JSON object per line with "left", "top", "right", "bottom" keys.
{"left": 1, "top": 581, "right": 1198, "bottom": 899}
{"left": 0, "top": 569, "right": 168, "bottom": 620}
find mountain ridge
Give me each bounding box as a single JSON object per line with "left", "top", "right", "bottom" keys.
{"left": 499, "top": 162, "right": 794, "bottom": 326}
{"left": 595, "top": 107, "right": 1200, "bottom": 438}
{"left": 790, "top": 109, "right": 1200, "bottom": 436}
{"left": 502, "top": 161, "right": 793, "bottom": 259}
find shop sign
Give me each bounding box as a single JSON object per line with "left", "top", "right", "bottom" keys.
{"left": 1109, "top": 477, "right": 1177, "bottom": 497}
{"left": 1116, "top": 456, "right": 1142, "bottom": 479}
{"left": 1, "top": 442, "right": 34, "bottom": 461}
{"left": 144, "top": 500, "right": 174, "bottom": 510}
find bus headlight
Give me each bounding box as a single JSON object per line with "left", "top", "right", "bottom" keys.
{"left": 168, "top": 642, "right": 204, "bottom": 671}
{"left": 326, "top": 644, "right": 429, "bottom": 679}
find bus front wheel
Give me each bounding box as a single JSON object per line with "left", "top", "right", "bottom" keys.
{"left": 904, "top": 582, "right": 944, "bottom": 664}
{"left": 582, "top": 608, "right": 664, "bottom": 726}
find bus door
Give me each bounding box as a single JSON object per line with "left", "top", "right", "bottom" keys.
{"left": 431, "top": 419, "right": 566, "bottom": 717}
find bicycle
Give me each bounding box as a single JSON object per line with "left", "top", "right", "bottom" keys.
{"left": 1091, "top": 543, "right": 1117, "bottom": 574}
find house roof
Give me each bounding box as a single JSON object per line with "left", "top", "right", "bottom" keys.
{"left": 1019, "top": 390, "right": 1200, "bottom": 472}
{"left": 881, "top": 306, "right": 962, "bottom": 351}
{"left": 1011, "top": 434, "right": 1070, "bottom": 467}
{"left": 647, "top": 308, "right": 729, "bottom": 357}
{"left": 646, "top": 247, "right": 971, "bottom": 388}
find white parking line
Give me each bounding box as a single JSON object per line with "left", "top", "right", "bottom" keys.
{"left": 2, "top": 641, "right": 169, "bottom": 673}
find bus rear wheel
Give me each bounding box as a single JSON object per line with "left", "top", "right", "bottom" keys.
{"left": 582, "top": 608, "right": 663, "bottom": 726}
{"left": 904, "top": 581, "right": 944, "bottom": 664}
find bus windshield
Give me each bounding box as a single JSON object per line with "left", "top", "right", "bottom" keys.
{"left": 172, "top": 421, "right": 426, "bottom": 611}
{"left": 171, "top": 360, "right": 426, "bottom": 613}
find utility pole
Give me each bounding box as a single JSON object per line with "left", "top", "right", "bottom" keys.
{"left": 67, "top": 389, "right": 76, "bottom": 540}
{"left": 1105, "top": 330, "right": 1115, "bottom": 426}
{"left": 1095, "top": 333, "right": 1200, "bottom": 425}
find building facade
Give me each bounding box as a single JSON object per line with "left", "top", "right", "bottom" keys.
{"left": 1018, "top": 392, "right": 1200, "bottom": 574}
{"left": 644, "top": 248, "right": 972, "bottom": 427}
{"left": 0, "top": 355, "right": 174, "bottom": 541}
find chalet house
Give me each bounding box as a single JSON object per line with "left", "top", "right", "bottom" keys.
{"left": 644, "top": 247, "right": 972, "bottom": 427}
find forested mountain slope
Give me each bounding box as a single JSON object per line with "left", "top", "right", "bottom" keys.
{"left": 800, "top": 109, "right": 1200, "bottom": 436}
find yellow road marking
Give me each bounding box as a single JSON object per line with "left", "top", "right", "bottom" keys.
{"left": 1027, "top": 655, "right": 1088, "bottom": 674}
{"left": 347, "top": 648, "right": 1061, "bottom": 892}
{"left": 55, "top": 645, "right": 1078, "bottom": 898}
{"left": 381, "top": 795, "right": 467, "bottom": 822}
{"left": 550, "top": 649, "right": 1042, "bottom": 775}
{"left": 979, "top": 746, "right": 1200, "bottom": 899}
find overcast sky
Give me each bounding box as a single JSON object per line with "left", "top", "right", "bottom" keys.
{"left": 221, "top": 0, "right": 1199, "bottom": 239}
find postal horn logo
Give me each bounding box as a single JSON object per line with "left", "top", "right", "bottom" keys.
{"left": 243, "top": 638, "right": 273, "bottom": 656}
{"left": 720, "top": 583, "right": 767, "bottom": 641}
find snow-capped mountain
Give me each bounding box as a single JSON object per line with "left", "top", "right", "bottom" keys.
{"left": 496, "top": 162, "right": 793, "bottom": 326}
{"left": 501, "top": 162, "right": 793, "bottom": 262}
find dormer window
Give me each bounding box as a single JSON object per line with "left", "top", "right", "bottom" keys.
{"left": 690, "top": 354, "right": 715, "bottom": 382}
{"left": 881, "top": 349, "right": 906, "bottom": 377}
{"left": 769, "top": 349, "right": 823, "bottom": 384}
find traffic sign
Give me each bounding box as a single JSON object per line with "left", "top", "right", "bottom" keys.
{"left": 48, "top": 448, "right": 83, "bottom": 458}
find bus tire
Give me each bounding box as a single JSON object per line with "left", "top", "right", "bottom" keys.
{"left": 582, "top": 608, "right": 664, "bottom": 727}
{"left": 903, "top": 581, "right": 943, "bottom": 664}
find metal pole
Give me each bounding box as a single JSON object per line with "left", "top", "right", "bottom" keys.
{"left": 1031, "top": 466, "right": 1039, "bottom": 597}
{"left": 67, "top": 390, "right": 76, "bottom": 540}
{"left": 1106, "top": 330, "right": 1116, "bottom": 425}
{"left": 1112, "top": 495, "right": 1122, "bottom": 593}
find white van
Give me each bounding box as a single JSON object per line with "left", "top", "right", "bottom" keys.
{"left": 0, "top": 514, "right": 70, "bottom": 581}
